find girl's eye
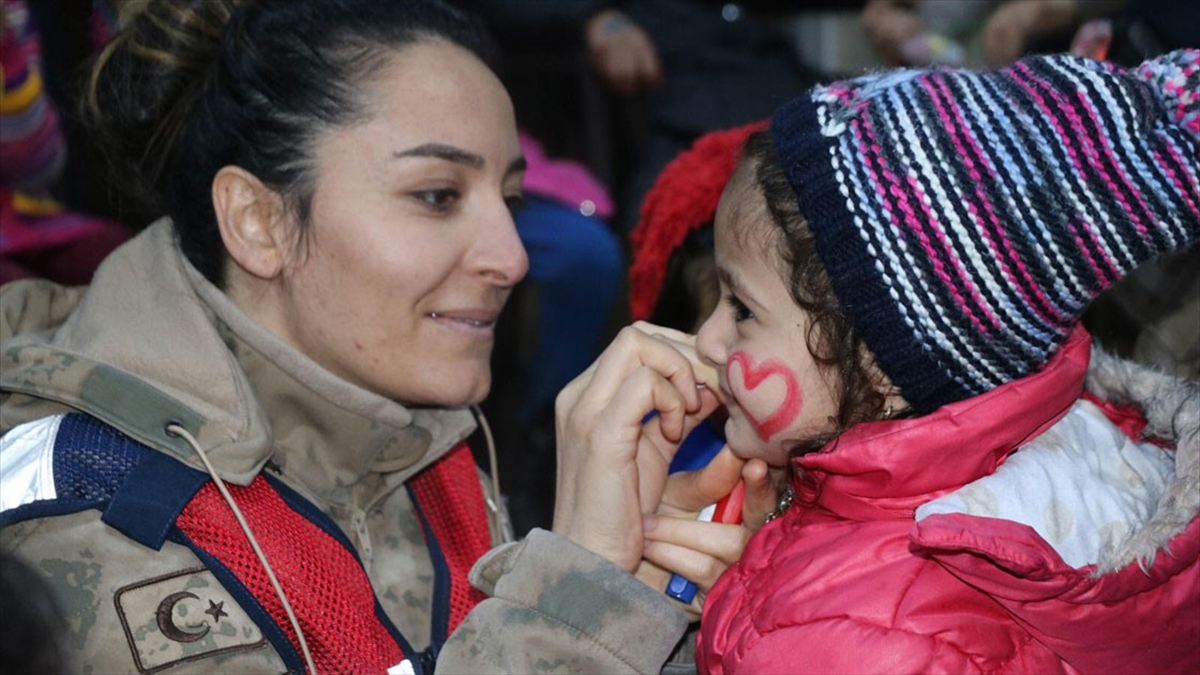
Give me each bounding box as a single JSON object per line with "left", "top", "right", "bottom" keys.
{"left": 413, "top": 188, "right": 460, "bottom": 211}
{"left": 725, "top": 294, "right": 754, "bottom": 322}
{"left": 505, "top": 193, "right": 527, "bottom": 215}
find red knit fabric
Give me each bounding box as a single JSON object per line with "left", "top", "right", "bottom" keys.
{"left": 177, "top": 478, "right": 404, "bottom": 674}
{"left": 408, "top": 442, "right": 491, "bottom": 632}
{"left": 627, "top": 121, "right": 767, "bottom": 320}
{"left": 175, "top": 442, "right": 492, "bottom": 673}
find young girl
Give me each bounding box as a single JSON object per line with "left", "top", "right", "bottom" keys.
{"left": 672, "top": 49, "right": 1199, "bottom": 673}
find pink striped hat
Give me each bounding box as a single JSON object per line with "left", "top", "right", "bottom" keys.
{"left": 770, "top": 49, "right": 1198, "bottom": 414}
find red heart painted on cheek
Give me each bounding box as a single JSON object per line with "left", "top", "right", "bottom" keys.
{"left": 727, "top": 351, "right": 803, "bottom": 441}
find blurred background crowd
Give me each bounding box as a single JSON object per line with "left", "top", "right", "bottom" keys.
{"left": 2, "top": 0, "right": 1196, "bottom": 545}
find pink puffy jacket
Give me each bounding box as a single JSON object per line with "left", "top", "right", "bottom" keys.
{"left": 698, "top": 329, "right": 1200, "bottom": 674}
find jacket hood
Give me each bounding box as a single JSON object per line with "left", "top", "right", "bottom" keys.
{"left": 908, "top": 349, "right": 1198, "bottom": 673}
{"left": 905, "top": 338, "right": 1199, "bottom": 674}
{"left": 1, "top": 220, "right": 475, "bottom": 491}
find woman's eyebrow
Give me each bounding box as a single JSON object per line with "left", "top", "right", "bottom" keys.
{"left": 393, "top": 144, "right": 527, "bottom": 178}
{"left": 393, "top": 142, "right": 484, "bottom": 168}
{"left": 505, "top": 156, "right": 528, "bottom": 177}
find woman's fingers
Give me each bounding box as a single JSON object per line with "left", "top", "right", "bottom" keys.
{"left": 553, "top": 321, "right": 740, "bottom": 572}
{"left": 556, "top": 368, "right": 689, "bottom": 514}
{"left": 597, "top": 362, "right": 696, "bottom": 441}
{"left": 656, "top": 445, "right": 744, "bottom": 515}
{"left": 632, "top": 322, "right": 723, "bottom": 399}
{"left": 554, "top": 358, "right": 715, "bottom": 568}
{"left": 639, "top": 385, "right": 722, "bottom": 454}
{"left": 643, "top": 516, "right": 750, "bottom": 567}
{"left": 570, "top": 325, "right": 702, "bottom": 417}
{"left": 640, "top": 517, "right": 747, "bottom": 615}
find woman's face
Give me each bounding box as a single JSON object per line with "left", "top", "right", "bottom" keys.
{"left": 251, "top": 40, "right": 527, "bottom": 406}
{"left": 695, "top": 164, "right": 840, "bottom": 467}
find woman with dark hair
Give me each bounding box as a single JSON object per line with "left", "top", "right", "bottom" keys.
{"left": 0, "top": 1, "right": 766, "bottom": 672}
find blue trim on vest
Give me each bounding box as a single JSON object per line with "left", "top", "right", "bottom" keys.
{"left": 2, "top": 413, "right": 160, "bottom": 527}
{"left": 0, "top": 495, "right": 106, "bottom": 528}
{"left": 407, "top": 482, "right": 452, "bottom": 673}
{"left": 103, "top": 451, "right": 210, "bottom": 550}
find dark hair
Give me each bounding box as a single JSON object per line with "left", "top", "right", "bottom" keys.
{"left": 86, "top": 0, "right": 493, "bottom": 284}
{"left": 0, "top": 550, "right": 69, "bottom": 674}
{"left": 649, "top": 225, "right": 720, "bottom": 333}
{"left": 742, "top": 131, "right": 894, "bottom": 456}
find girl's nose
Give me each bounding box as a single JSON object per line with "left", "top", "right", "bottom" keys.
{"left": 694, "top": 310, "right": 728, "bottom": 368}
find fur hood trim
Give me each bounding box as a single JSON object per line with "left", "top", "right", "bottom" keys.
{"left": 1085, "top": 345, "right": 1199, "bottom": 572}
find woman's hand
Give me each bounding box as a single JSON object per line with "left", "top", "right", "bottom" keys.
{"left": 637, "top": 447, "right": 781, "bottom": 619}
{"left": 552, "top": 322, "right": 721, "bottom": 572}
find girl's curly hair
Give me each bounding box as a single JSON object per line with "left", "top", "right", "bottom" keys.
{"left": 742, "top": 131, "right": 899, "bottom": 456}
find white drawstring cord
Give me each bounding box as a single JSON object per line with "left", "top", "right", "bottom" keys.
{"left": 471, "top": 405, "right": 510, "bottom": 543}
{"left": 166, "top": 423, "right": 318, "bottom": 675}
{"left": 471, "top": 406, "right": 502, "bottom": 517}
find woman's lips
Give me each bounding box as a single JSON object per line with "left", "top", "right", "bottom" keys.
{"left": 429, "top": 310, "right": 499, "bottom": 337}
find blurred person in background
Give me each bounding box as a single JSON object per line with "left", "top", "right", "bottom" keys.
{"left": 862, "top": 0, "right": 1126, "bottom": 68}
{"left": 470, "top": 0, "right": 819, "bottom": 233}
{"left": 0, "top": 0, "right": 129, "bottom": 286}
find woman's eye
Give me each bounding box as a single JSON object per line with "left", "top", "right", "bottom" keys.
{"left": 725, "top": 294, "right": 754, "bottom": 322}
{"left": 413, "top": 188, "right": 460, "bottom": 211}
{"left": 505, "top": 194, "right": 527, "bottom": 215}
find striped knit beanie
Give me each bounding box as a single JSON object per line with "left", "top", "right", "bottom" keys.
{"left": 771, "top": 49, "right": 1199, "bottom": 415}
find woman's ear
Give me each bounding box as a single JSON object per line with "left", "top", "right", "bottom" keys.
{"left": 212, "top": 166, "right": 291, "bottom": 280}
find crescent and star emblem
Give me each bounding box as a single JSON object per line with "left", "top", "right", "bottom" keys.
{"left": 155, "top": 591, "right": 210, "bottom": 643}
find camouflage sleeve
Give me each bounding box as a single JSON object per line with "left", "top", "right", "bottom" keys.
{"left": 438, "top": 528, "right": 690, "bottom": 674}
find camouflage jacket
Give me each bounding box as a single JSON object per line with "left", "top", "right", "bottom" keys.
{"left": 0, "top": 220, "right": 689, "bottom": 674}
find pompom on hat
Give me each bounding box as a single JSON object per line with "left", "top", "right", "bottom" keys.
{"left": 771, "top": 49, "right": 1199, "bottom": 415}
{"left": 629, "top": 120, "right": 766, "bottom": 321}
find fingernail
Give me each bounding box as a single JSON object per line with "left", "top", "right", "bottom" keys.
{"left": 642, "top": 514, "right": 657, "bottom": 532}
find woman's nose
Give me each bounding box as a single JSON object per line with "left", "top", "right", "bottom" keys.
{"left": 475, "top": 209, "right": 529, "bottom": 287}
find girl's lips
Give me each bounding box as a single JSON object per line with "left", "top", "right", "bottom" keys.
{"left": 717, "top": 376, "right": 737, "bottom": 409}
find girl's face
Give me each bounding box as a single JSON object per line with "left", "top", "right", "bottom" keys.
{"left": 247, "top": 40, "right": 527, "bottom": 406}
{"left": 695, "top": 164, "right": 840, "bottom": 467}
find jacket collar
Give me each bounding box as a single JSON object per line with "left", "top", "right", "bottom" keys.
{"left": 794, "top": 328, "right": 1091, "bottom": 520}
{"left": 189, "top": 258, "right": 475, "bottom": 505}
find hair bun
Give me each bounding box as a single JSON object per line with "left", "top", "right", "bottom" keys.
{"left": 1134, "top": 48, "right": 1200, "bottom": 141}
{"left": 86, "top": 0, "right": 244, "bottom": 210}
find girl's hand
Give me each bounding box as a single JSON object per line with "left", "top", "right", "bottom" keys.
{"left": 552, "top": 322, "right": 721, "bottom": 572}
{"left": 638, "top": 448, "right": 781, "bottom": 618}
